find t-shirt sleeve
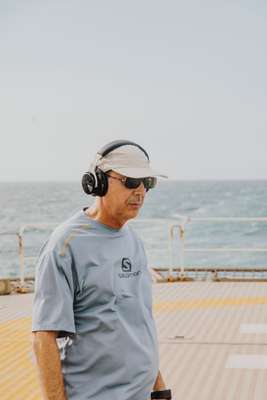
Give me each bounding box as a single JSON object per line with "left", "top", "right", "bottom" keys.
{"left": 32, "top": 246, "right": 76, "bottom": 336}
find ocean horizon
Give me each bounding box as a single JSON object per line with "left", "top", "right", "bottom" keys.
{"left": 1, "top": 179, "right": 267, "bottom": 278}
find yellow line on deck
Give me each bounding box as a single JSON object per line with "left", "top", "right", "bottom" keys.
{"left": 0, "top": 317, "right": 41, "bottom": 400}
{"left": 153, "top": 296, "right": 267, "bottom": 312}
{"left": 2, "top": 295, "right": 267, "bottom": 398}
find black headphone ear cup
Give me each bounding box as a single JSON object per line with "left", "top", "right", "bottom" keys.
{"left": 95, "top": 169, "right": 108, "bottom": 197}
{"left": 82, "top": 173, "right": 96, "bottom": 195}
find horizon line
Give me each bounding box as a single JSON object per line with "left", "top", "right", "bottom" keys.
{"left": 1, "top": 178, "right": 267, "bottom": 183}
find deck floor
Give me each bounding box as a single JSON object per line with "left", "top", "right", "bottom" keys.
{"left": 1, "top": 282, "right": 267, "bottom": 399}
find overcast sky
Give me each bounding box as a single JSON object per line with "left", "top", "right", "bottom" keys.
{"left": 1, "top": 0, "right": 266, "bottom": 181}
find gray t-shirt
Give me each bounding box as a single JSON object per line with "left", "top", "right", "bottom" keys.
{"left": 32, "top": 208, "right": 159, "bottom": 400}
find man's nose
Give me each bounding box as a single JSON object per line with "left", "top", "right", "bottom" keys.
{"left": 133, "top": 181, "right": 146, "bottom": 193}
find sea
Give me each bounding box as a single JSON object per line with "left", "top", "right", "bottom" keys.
{"left": 0, "top": 180, "right": 267, "bottom": 278}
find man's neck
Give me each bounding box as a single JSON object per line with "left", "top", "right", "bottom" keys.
{"left": 85, "top": 206, "right": 125, "bottom": 229}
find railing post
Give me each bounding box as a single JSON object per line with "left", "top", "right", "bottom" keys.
{"left": 168, "top": 224, "right": 174, "bottom": 280}
{"left": 178, "top": 224, "right": 186, "bottom": 279}
{"left": 168, "top": 223, "right": 187, "bottom": 281}
{"left": 17, "top": 232, "right": 25, "bottom": 287}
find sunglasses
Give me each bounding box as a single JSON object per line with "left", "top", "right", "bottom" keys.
{"left": 105, "top": 173, "right": 157, "bottom": 191}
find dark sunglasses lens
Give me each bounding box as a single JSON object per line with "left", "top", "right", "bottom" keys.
{"left": 124, "top": 177, "right": 157, "bottom": 190}
{"left": 143, "top": 177, "right": 157, "bottom": 190}
{"left": 125, "top": 178, "right": 142, "bottom": 189}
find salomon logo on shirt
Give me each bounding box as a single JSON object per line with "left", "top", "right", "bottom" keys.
{"left": 121, "top": 258, "right": 132, "bottom": 272}
{"left": 119, "top": 258, "right": 141, "bottom": 278}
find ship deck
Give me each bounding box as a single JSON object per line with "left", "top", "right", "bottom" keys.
{"left": 1, "top": 281, "right": 267, "bottom": 399}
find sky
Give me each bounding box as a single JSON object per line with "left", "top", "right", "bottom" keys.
{"left": 0, "top": 0, "right": 266, "bottom": 181}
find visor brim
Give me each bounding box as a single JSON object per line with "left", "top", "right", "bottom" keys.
{"left": 111, "top": 167, "right": 168, "bottom": 179}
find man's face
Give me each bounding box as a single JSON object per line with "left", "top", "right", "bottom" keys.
{"left": 102, "top": 170, "right": 146, "bottom": 223}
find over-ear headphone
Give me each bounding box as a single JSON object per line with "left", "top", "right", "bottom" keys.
{"left": 82, "top": 139, "right": 149, "bottom": 197}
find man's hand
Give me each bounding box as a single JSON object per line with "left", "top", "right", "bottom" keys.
{"left": 153, "top": 370, "right": 167, "bottom": 391}
{"left": 151, "top": 371, "right": 172, "bottom": 398}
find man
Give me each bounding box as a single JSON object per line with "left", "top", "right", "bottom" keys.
{"left": 32, "top": 140, "right": 172, "bottom": 400}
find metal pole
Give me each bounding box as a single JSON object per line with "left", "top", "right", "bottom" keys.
{"left": 18, "top": 233, "right": 25, "bottom": 287}
{"left": 168, "top": 224, "right": 174, "bottom": 279}
{"left": 179, "top": 224, "right": 186, "bottom": 279}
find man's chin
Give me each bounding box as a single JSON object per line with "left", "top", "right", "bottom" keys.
{"left": 127, "top": 207, "right": 140, "bottom": 218}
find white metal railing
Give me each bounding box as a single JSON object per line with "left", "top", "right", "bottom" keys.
{"left": 17, "top": 224, "right": 58, "bottom": 286}
{"left": 0, "top": 224, "right": 58, "bottom": 286}
{"left": 169, "top": 217, "right": 267, "bottom": 279}
{"left": 1, "top": 217, "right": 267, "bottom": 286}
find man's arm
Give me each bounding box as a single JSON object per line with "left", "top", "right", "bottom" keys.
{"left": 32, "top": 331, "right": 67, "bottom": 400}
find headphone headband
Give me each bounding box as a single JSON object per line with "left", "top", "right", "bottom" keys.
{"left": 98, "top": 139, "right": 149, "bottom": 160}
